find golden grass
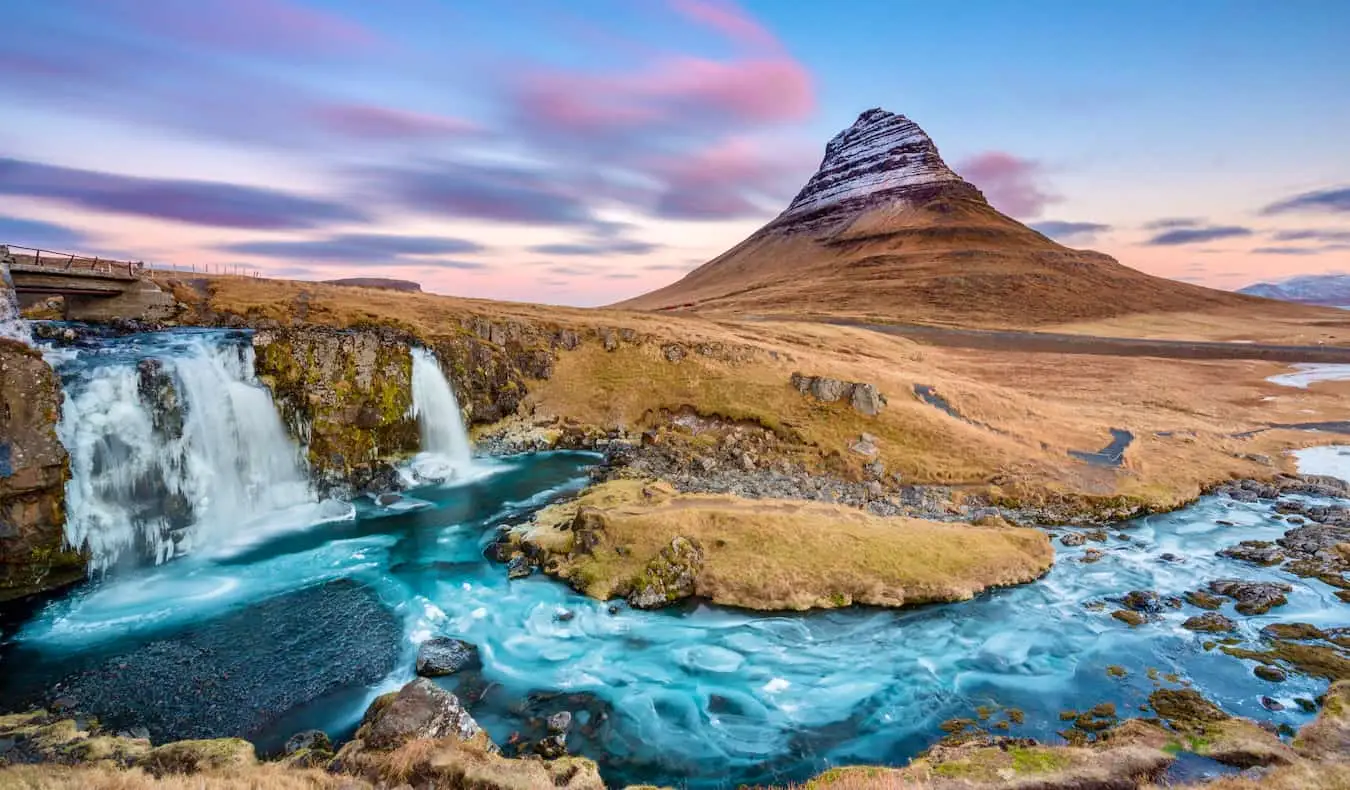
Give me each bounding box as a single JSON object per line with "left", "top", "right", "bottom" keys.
{"left": 1050, "top": 306, "right": 1350, "bottom": 345}
{"left": 0, "top": 764, "right": 362, "bottom": 789}
{"left": 519, "top": 479, "right": 1054, "bottom": 610}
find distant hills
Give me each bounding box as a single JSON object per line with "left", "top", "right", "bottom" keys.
{"left": 324, "top": 277, "right": 422, "bottom": 293}
{"left": 1239, "top": 274, "right": 1350, "bottom": 308}
{"left": 618, "top": 108, "right": 1284, "bottom": 327}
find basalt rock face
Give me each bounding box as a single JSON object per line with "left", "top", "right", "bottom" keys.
{"left": 251, "top": 323, "right": 556, "bottom": 493}
{"left": 773, "top": 108, "right": 983, "bottom": 235}
{"left": 0, "top": 339, "right": 85, "bottom": 601}
{"left": 252, "top": 327, "right": 420, "bottom": 495}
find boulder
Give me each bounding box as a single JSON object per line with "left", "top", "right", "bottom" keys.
{"left": 1218, "top": 540, "right": 1285, "bottom": 566}
{"left": 416, "top": 637, "right": 481, "bottom": 677}
{"left": 1183, "top": 612, "right": 1235, "bottom": 633}
{"left": 1208, "top": 579, "right": 1293, "bottom": 615}
{"left": 1060, "top": 532, "right": 1087, "bottom": 547}
{"left": 1122, "top": 590, "right": 1163, "bottom": 613}
{"left": 358, "top": 678, "right": 487, "bottom": 751}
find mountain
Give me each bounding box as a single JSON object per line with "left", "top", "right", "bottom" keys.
{"left": 1239, "top": 274, "right": 1350, "bottom": 308}
{"left": 618, "top": 108, "right": 1274, "bottom": 327}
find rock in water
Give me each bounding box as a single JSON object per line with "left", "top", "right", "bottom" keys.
{"left": 1207, "top": 579, "right": 1294, "bottom": 615}
{"left": 416, "top": 637, "right": 481, "bottom": 677}
{"left": 1122, "top": 590, "right": 1163, "bottom": 613}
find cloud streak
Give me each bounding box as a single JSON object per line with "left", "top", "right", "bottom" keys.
{"left": 221, "top": 233, "right": 486, "bottom": 264}
{"left": 1144, "top": 225, "right": 1253, "bottom": 246}
{"left": 1262, "top": 186, "right": 1350, "bottom": 215}
{"left": 1031, "top": 220, "right": 1111, "bottom": 241}
{"left": 0, "top": 157, "right": 366, "bottom": 229}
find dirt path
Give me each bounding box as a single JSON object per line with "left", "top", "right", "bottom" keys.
{"left": 824, "top": 320, "right": 1350, "bottom": 363}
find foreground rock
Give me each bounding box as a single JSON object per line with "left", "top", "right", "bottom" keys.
{"left": 0, "top": 677, "right": 603, "bottom": 789}
{"left": 494, "top": 479, "right": 1054, "bottom": 611}
{"left": 0, "top": 339, "right": 86, "bottom": 601}
{"left": 333, "top": 678, "right": 603, "bottom": 789}
{"left": 415, "top": 637, "right": 481, "bottom": 677}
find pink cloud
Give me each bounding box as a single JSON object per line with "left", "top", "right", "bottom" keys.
{"left": 669, "top": 0, "right": 782, "bottom": 51}
{"left": 314, "top": 105, "right": 480, "bottom": 140}
{"left": 110, "top": 0, "right": 377, "bottom": 56}
{"left": 519, "top": 56, "right": 812, "bottom": 134}
{"left": 956, "top": 151, "right": 1060, "bottom": 219}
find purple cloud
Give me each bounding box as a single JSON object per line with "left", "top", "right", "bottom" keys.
{"left": 313, "top": 105, "right": 480, "bottom": 141}
{"left": 1144, "top": 225, "right": 1253, "bottom": 246}
{"left": 0, "top": 157, "right": 366, "bottom": 230}
{"left": 1271, "top": 228, "right": 1350, "bottom": 243}
{"left": 0, "top": 216, "right": 89, "bottom": 250}
{"left": 1263, "top": 186, "right": 1350, "bottom": 215}
{"left": 221, "top": 233, "right": 485, "bottom": 264}
{"left": 1251, "top": 246, "right": 1321, "bottom": 256}
{"left": 369, "top": 162, "right": 596, "bottom": 226}
{"left": 955, "top": 152, "right": 1060, "bottom": 219}
{"left": 1142, "top": 217, "right": 1203, "bottom": 230}
{"left": 1031, "top": 220, "right": 1111, "bottom": 241}
{"left": 94, "top": 0, "right": 378, "bottom": 57}
{"left": 529, "top": 239, "right": 661, "bottom": 256}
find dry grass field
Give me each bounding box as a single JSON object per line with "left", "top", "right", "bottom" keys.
{"left": 159, "top": 273, "right": 1350, "bottom": 515}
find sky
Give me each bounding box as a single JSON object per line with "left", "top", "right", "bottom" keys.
{"left": 2, "top": 0, "right": 1348, "bottom": 306}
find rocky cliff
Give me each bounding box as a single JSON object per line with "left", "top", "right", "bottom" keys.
{"left": 251, "top": 321, "right": 557, "bottom": 493}
{"left": 0, "top": 339, "right": 85, "bottom": 601}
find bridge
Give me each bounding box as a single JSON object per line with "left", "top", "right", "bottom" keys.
{"left": 2, "top": 244, "right": 176, "bottom": 322}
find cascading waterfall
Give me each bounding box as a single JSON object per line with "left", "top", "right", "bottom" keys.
{"left": 1, "top": 256, "right": 32, "bottom": 344}
{"left": 407, "top": 347, "right": 474, "bottom": 481}
{"left": 52, "top": 330, "right": 327, "bottom": 571}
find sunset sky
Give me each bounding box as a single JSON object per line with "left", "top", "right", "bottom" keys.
{"left": 3, "top": 0, "right": 1348, "bottom": 306}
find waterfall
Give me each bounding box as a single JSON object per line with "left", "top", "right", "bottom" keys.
{"left": 53, "top": 331, "right": 325, "bottom": 571}
{"left": 1, "top": 256, "right": 31, "bottom": 344}
{"left": 408, "top": 347, "right": 473, "bottom": 481}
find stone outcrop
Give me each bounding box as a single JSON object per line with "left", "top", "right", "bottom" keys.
{"left": 0, "top": 339, "right": 85, "bottom": 601}
{"left": 252, "top": 327, "right": 419, "bottom": 494}
{"left": 790, "top": 372, "right": 886, "bottom": 416}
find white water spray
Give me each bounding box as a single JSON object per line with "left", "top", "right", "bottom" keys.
{"left": 1, "top": 254, "right": 32, "bottom": 344}
{"left": 407, "top": 347, "right": 473, "bottom": 481}
{"left": 56, "top": 333, "right": 325, "bottom": 570}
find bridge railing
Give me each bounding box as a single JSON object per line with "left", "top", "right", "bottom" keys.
{"left": 2, "top": 244, "right": 142, "bottom": 278}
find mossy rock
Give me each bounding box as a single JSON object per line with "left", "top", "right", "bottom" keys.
{"left": 1149, "top": 688, "right": 1228, "bottom": 728}
{"left": 139, "top": 738, "right": 256, "bottom": 775}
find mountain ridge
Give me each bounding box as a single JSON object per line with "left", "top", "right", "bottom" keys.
{"left": 1239, "top": 273, "right": 1350, "bottom": 308}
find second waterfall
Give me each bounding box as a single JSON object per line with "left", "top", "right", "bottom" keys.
{"left": 407, "top": 347, "right": 475, "bottom": 482}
